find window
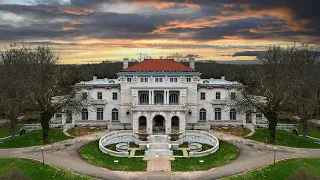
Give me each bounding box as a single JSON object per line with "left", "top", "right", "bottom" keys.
{"left": 112, "top": 92, "right": 117, "bottom": 100}
{"left": 97, "top": 92, "right": 102, "bottom": 99}
{"left": 187, "top": 78, "right": 191, "bottom": 82}
{"left": 170, "top": 78, "right": 174, "bottom": 82}
{"left": 140, "top": 78, "right": 144, "bottom": 82}
{"left": 81, "top": 108, "right": 88, "bottom": 120}
{"left": 169, "top": 94, "right": 178, "bottom": 104}
{"left": 216, "top": 92, "right": 221, "bottom": 99}
{"left": 155, "top": 78, "right": 159, "bottom": 82}
{"left": 215, "top": 108, "right": 221, "bottom": 120}
{"left": 230, "top": 108, "right": 236, "bottom": 120}
{"left": 154, "top": 93, "right": 164, "bottom": 104}
{"left": 144, "top": 78, "right": 148, "bottom": 82}
{"left": 112, "top": 108, "right": 118, "bottom": 121}
{"left": 199, "top": 108, "right": 206, "bottom": 121}
{"left": 170, "top": 78, "right": 178, "bottom": 82}
{"left": 97, "top": 108, "right": 103, "bottom": 120}
{"left": 127, "top": 78, "right": 131, "bottom": 82}
{"left": 159, "top": 78, "right": 163, "bottom": 82}
{"left": 200, "top": 92, "right": 206, "bottom": 100}
{"left": 140, "top": 93, "right": 149, "bottom": 104}
{"left": 231, "top": 92, "right": 236, "bottom": 100}
{"left": 82, "top": 92, "right": 88, "bottom": 100}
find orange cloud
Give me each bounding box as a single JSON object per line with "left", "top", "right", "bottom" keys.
{"left": 131, "top": 1, "right": 200, "bottom": 9}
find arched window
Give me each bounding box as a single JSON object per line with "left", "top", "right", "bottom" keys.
{"left": 230, "top": 108, "right": 236, "bottom": 120}
{"left": 169, "top": 94, "right": 178, "bottom": 104}
{"left": 139, "top": 93, "right": 149, "bottom": 104}
{"left": 81, "top": 108, "right": 88, "bottom": 120}
{"left": 199, "top": 108, "right": 206, "bottom": 121}
{"left": 215, "top": 108, "right": 221, "bottom": 120}
{"left": 154, "top": 93, "right": 164, "bottom": 104}
{"left": 112, "top": 108, "right": 118, "bottom": 121}
{"left": 216, "top": 92, "right": 221, "bottom": 99}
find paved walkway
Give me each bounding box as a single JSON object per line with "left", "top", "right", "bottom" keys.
{"left": 0, "top": 131, "right": 319, "bottom": 180}
{"left": 146, "top": 156, "right": 172, "bottom": 172}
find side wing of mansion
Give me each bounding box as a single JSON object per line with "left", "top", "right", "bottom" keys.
{"left": 51, "top": 59, "right": 266, "bottom": 134}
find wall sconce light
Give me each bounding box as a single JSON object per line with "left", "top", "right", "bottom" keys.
{"left": 126, "top": 110, "right": 130, "bottom": 116}
{"left": 188, "top": 110, "right": 192, "bottom": 116}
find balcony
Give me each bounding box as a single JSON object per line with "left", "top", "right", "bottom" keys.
{"left": 131, "top": 103, "right": 187, "bottom": 112}
{"left": 211, "top": 99, "right": 226, "bottom": 105}
{"left": 91, "top": 99, "right": 107, "bottom": 105}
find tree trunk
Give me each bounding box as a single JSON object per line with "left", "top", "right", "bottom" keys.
{"left": 10, "top": 119, "right": 16, "bottom": 141}
{"left": 40, "top": 110, "right": 54, "bottom": 144}
{"left": 266, "top": 111, "right": 278, "bottom": 144}
{"left": 302, "top": 118, "right": 308, "bottom": 140}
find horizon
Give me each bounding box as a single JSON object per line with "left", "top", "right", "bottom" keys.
{"left": 0, "top": 0, "right": 319, "bottom": 64}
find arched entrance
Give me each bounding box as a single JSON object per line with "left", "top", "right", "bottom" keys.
{"left": 138, "top": 116, "right": 147, "bottom": 130}
{"left": 246, "top": 110, "right": 252, "bottom": 123}
{"left": 171, "top": 116, "right": 179, "bottom": 131}
{"left": 153, "top": 115, "right": 165, "bottom": 134}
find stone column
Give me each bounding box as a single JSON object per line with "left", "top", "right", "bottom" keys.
{"left": 165, "top": 113, "right": 171, "bottom": 134}
{"left": 167, "top": 90, "right": 170, "bottom": 104}
{"left": 132, "top": 113, "right": 137, "bottom": 133}
{"left": 148, "top": 90, "right": 151, "bottom": 104}
{"left": 151, "top": 90, "right": 154, "bottom": 104}
{"left": 147, "top": 113, "right": 152, "bottom": 134}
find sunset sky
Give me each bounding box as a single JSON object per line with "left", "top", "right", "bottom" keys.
{"left": 0, "top": 0, "right": 319, "bottom": 64}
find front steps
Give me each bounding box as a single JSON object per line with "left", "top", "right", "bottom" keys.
{"left": 146, "top": 135, "right": 172, "bottom": 156}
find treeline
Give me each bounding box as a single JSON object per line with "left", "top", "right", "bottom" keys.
{"left": 61, "top": 61, "right": 260, "bottom": 86}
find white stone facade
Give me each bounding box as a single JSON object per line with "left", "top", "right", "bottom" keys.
{"left": 51, "top": 59, "right": 265, "bottom": 134}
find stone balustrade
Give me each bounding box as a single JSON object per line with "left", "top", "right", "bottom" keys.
{"left": 182, "top": 130, "right": 219, "bottom": 157}
{"left": 99, "top": 130, "right": 141, "bottom": 157}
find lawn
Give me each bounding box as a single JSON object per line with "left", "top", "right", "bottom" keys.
{"left": 80, "top": 140, "right": 147, "bottom": 171}
{"left": 0, "top": 118, "right": 39, "bottom": 138}
{"left": 171, "top": 140, "right": 238, "bottom": 171}
{"left": 0, "top": 158, "right": 92, "bottom": 180}
{"left": 0, "top": 128, "right": 72, "bottom": 148}
{"left": 247, "top": 128, "right": 320, "bottom": 148}
{"left": 67, "top": 128, "right": 76, "bottom": 136}
{"left": 298, "top": 123, "right": 320, "bottom": 139}
{"left": 226, "top": 158, "right": 320, "bottom": 180}
{"left": 173, "top": 150, "right": 184, "bottom": 156}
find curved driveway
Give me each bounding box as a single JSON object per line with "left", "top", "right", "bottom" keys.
{"left": 0, "top": 131, "right": 319, "bottom": 180}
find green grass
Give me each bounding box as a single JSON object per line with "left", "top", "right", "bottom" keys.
{"left": 247, "top": 128, "right": 320, "bottom": 148}
{"left": 106, "top": 144, "right": 117, "bottom": 151}
{"left": 0, "top": 119, "right": 39, "bottom": 138}
{"left": 226, "top": 158, "right": 320, "bottom": 180}
{"left": 134, "top": 150, "right": 145, "bottom": 156}
{"left": 171, "top": 140, "right": 238, "bottom": 171}
{"left": 129, "top": 142, "right": 139, "bottom": 148}
{"left": 67, "top": 128, "right": 76, "bottom": 136}
{"left": 80, "top": 140, "right": 147, "bottom": 171}
{"left": 0, "top": 128, "right": 72, "bottom": 148}
{"left": 298, "top": 123, "right": 320, "bottom": 139}
{"left": 0, "top": 158, "right": 92, "bottom": 180}
{"left": 173, "top": 150, "right": 184, "bottom": 156}
{"left": 179, "top": 142, "right": 189, "bottom": 148}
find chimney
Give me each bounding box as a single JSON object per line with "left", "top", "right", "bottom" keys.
{"left": 221, "top": 76, "right": 225, "bottom": 81}
{"left": 123, "top": 58, "right": 129, "bottom": 69}
{"left": 93, "top": 76, "right": 97, "bottom": 80}
{"left": 189, "top": 58, "right": 195, "bottom": 69}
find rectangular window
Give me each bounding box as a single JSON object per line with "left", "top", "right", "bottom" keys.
{"left": 170, "top": 78, "right": 174, "bottom": 82}
{"left": 140, "top": 78, "right": 144, "bottom": 82}
{"left": 215, "top": 108, "right": 221, "bottom": 120}
{"left": 187, "top": 78, "right": 191, "bottom": 82}
{"left": 97, "top": 92, "right": 102, "bottom": 99}
{"left": 155, "top": 78, "right": 159, "bottom": 82}
{"left": 200, "top": 92, "right": 206, "bottom": 100}
{"left": 97, "top": 108, "right": 103, "bottom": 120}
{"left": 174, "top": 78, "right": 177, "bottom": 82}
{"left": 112, "top": 92, "right": 117, "bottom": 100}
{"left": 231, "top": 92, "right": 236, "bottom": 100}
{"left": 216, "top": 92, "right": 221, "bottom": 99}
{"left": 144, "top": 78, "right": 148, "bottom": 82}
{"left": 82, "top": 92, "right": 88, "bottom": 100}
{"left": 127, "top": 78, "right": 131, "bottom": 82}
{"left": 159, "top": 78, "right": 163, "bottom": 82}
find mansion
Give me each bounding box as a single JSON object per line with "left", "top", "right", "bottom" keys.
{"left": 51, "top": 59, "right": 265, "bottom": 134}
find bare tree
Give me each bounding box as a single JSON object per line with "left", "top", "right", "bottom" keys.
{"left": 0, "top": 44, "right": 32, "bottom": 140}
{"left": 286, "top": 45, "right": 320, "bottom": 139}
{"left": 24, "top": 46, "right": 84, "bottom": 143}
{"left": 234, "top": 46, "right": 295, "bottom": 143}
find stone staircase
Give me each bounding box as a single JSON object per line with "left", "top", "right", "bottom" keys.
{"left": 146, "top": 135, "right": 172, "bottom": 156}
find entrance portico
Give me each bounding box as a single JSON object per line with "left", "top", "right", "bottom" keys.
{"left": 132, "top": 111, "right": 186, "bottom": 134}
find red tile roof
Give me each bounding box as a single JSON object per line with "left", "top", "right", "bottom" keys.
{"left": 122, "top": 59, "right": 196, "bottom": 72}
